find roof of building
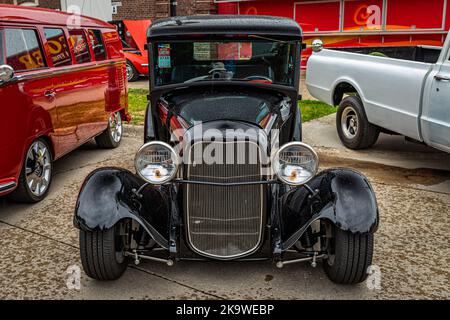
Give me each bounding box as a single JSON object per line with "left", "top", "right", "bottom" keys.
{"left": 147, "top": 15, "right": 302, "bottom": 40}
{"left": 0, "top": 4, "right": 112, "bottom": 28}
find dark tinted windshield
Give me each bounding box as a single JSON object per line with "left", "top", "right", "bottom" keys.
{"left": 153, "top": 40, "right": 297, "bottom": 87}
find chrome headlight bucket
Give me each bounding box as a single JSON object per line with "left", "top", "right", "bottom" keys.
{"left": 134, "top": 141, "right": 180, "bottom": 185}
{"left": 273, "top": 142, "right": 319, "bottom": 186}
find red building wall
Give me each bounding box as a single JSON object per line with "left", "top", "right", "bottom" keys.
{"left": 218, "top": 0, "right": 450, "bottom": 68}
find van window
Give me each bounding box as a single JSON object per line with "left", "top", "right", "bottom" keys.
{"left": 88, "top": 29, "right": 107, "bottom": 61}
{"left": 44, "top": 28, "right": 72, "bottom": 67}
{"left": 69, "top": 30, "right": 91, "bottom": 64}
{"left": 5, "top": 28, "right": 46, "bottom": 71}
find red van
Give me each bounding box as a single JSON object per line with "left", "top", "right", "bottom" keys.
{"left": 0, "top": 5, "right": 129, "bottom": 203}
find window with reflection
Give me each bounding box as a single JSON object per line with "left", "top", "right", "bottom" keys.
{"left": 5, "top": 28, "right": 46, "bottom": 71}
{"left": 69, "top": 29, "right": 91, "bottom": 64}
{"left": 44, "top": 28, "right": 72, "bottom": 67}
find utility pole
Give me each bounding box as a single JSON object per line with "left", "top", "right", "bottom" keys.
{"left": 170, "top": 0, "right": 177, "bottom": 16}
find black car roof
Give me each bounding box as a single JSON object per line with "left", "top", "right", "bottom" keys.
{"left": 147, "top": 15, "right": 302, "bottom": 40}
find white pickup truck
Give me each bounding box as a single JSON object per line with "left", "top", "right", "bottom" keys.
{"left": 306, "top": 31, "right": 450, "bottom": 153}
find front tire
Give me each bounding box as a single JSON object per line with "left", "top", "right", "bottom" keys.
{"left": 79, "top": 225, "right": 128, "bottom": 281}
{"left": 96, "top": 111, "right": 123, "bottom": 149}
{"left": 10, "top": 138, "right": 53, "bottom": 203}
{"left": 336, "top": 96, "right": 380, "bottom": 149}
{"left": 126, "top": 61, "right": 139, "bottom": 82}
{"left": 323, "top": 226, "right": 374, "bottom": 284}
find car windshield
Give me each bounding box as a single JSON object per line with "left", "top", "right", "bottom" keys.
{"left": 153, "top": 40, "right": 297, "bottom": 87}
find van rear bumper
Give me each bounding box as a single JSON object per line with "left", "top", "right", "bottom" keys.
{"left": 0, "top": 178, "right": 17, "bottom": 195}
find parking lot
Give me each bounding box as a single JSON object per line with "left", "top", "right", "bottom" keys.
{"left": 0, "top": 115, "right": 449, "bottom": 300}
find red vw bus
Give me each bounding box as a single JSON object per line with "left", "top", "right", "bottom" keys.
{"left": 0, "top": 5, "right": 129, "bottom": 203}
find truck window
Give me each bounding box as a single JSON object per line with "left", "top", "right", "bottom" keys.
{"left": 44, "top": 28, "right": 72, "bottom": 67}
{"left": 69, "top": 29, "right": 91, "bottom": 64}
{"left": 88, "top": 29, "right": 107, "bottom": 61}
{"left": 5, "top": 28, "right": 46, "bottom": 71}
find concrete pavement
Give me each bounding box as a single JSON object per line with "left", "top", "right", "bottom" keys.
{"left": 0, "top": 122, "right": 449, "bottom": 300}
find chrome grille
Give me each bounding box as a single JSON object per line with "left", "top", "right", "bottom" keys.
{"left": 186, "top": 141, "right": 264, "bottom": 259}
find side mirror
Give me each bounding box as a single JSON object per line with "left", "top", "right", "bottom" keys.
{"left": 311, "top": 39, "right": 324, "bottom": 53}
{"left": 0, "top": 65, "right": 14, "bottom": 84}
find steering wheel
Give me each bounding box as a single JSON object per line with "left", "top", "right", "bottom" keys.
{"left": 244, "top": 75, "right": 273, "bottom": 84}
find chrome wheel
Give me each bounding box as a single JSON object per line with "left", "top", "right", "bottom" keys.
{"left": 109, "top": 112, "right": 123, "bottom": 143}
{"left": 126, "top": 63, "right": 134, "bottom": 82}
{"left": 127, "top": 63, "right": 133, "bottom": 81}
{"left": 25, "top": 141, "right": 51, "bottom": 197}
{"left": 341, "top": 106, "right": 359, "bottom": 139}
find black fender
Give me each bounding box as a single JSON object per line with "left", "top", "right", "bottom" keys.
{"left": 73, "top": 167, "right": 170, "bottom": 249}
{"left": 280, "top": 168, "right": 379, "bottom": 250}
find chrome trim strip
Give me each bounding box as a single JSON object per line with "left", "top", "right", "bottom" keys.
{"left": 0, "top": 181, "right": 16, "bottom": 193}
{"left": 141, "top": 64, "right": 149, "bottom": 67}
{"left": 186, "top": 140, "right": 265, "bottom": 260}
{"left": 0, "top": 60, "right": 125, "bottom": 87}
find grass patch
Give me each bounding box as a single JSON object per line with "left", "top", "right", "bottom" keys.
{"left": 127, "top": 88, "right": 335, "bottom": 125}
{"left": 128, "top": 89, "right": 148, "bottom": 125}
{"left": 300, "top": 100, "right": 336, "bottom": 122}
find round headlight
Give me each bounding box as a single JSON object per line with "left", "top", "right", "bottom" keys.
{"left": 273, "top": 142, "right": 319, "bottom": 186}
{"left": 135, "top": 141, "right": 179, "bottom": 185}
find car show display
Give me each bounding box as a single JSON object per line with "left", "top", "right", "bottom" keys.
{"left": 74, "top": 15, "right": 379, "bottom": 284}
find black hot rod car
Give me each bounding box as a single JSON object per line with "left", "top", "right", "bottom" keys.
{"left": 74, "top": 16, "right": 378, "bottom": 284}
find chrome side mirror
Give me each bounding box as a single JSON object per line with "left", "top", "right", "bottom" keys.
{"left": 0, "top": 65, "right": 14, "bottom": 83}
{"left": 311, "top": 39, "right": 324, "bottom": 53}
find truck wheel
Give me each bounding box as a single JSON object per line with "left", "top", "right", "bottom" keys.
{"left": 337, "top": 96, "right": 380, "bottom": 149}
{"left": 323, "top": 225, "right": 374, "bottom": 284}
{"left": 79, "top": 225, "right": 128, "bottom": 281}
{"left": 96, "top": 111, "right": 122, "bottom": 149}
{"left": 10, "top": 138, "right": 53, "bottom": 203}
{"left": 126, "top": 61, "right": 139, "bottom": 82}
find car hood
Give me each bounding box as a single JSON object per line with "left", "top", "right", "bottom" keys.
{"left": 162, "top": 87, "right": 290, "bottom": 131}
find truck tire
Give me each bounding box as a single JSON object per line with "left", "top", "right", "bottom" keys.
{"left": 79, "top": 225, "right": 128, "bottom": 281}
{"left": 323, "top": 226, "right": 374, "bottom": 284}
{"left": 10, "top": 138, "right": 53, "bottom": 203}
{"left": 96, "top": 111, "right": 122, "bottom": 149}
{"left": 336, "top": 96, "right": 380, "bottom": 149}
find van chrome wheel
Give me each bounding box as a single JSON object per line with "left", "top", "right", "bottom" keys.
{"left": 109, "top": 111, "right": 122, "bottom": 143}
{"left": 341, "top": 106, "right": 359, "bottom": 139}
{"left": 96, "top": 111, "right": 123, "bottom": 149}
{"left": 25, "top": 140, "right": 52, "bottom": 197}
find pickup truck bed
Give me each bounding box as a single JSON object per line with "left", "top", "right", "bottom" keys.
{"left": 332, "top": 45, "right": 442, "bottom": 64}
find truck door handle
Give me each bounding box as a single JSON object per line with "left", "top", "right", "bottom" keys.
{"left": 44, "top": 90, "right": 56, "bottom": 98}
{"left": 435, "top": 75, "right": 450, "bottom": 82}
